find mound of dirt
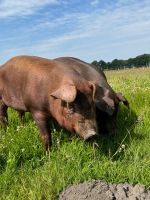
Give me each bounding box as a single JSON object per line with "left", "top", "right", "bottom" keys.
{"left": 59, "top": 180, "right": 150, "bottom": 200}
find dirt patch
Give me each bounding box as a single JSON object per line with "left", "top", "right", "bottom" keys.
{"left": 59, "top": 180, "right": 150, "bottom": 200}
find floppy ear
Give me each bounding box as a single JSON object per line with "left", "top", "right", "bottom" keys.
{"left": 102, "top": 96, "right": 114, "bottom": 107}
{"left": 89, "top": 82, "right": 115, "bottom": 116}
{"left": 96, "top": 96, "right": 115, "bottom": 116}
{"left": 50, "top": 84, "right": 77, "bottom": 103}
{"left": 116, "top": 92, "right": 129, "bottom": 108}
{"left": 88, "top": 82, "right": 105, "bottom": 102}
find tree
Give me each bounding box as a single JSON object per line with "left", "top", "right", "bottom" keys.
{"left": 91, "top": 54, "right": 150, "bottom": 70}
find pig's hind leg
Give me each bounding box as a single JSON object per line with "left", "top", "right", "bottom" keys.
{"left": 0, "top": 99, "right": 8, "bottom": 126}
{"left": 32, "top": 111, "right": 52, "bottom": 151}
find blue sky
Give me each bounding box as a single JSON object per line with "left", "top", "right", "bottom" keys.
{"left": 0, "top": 0, "right": 150, "bottom": 64}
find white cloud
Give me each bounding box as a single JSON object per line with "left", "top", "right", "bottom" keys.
{"left": 90, "top": 0, "right": 100, "bottom": 7}
{"left": 0, "top": 0, "right": 150, "bottom": 63}
{"left": 0, "top": 0, "right": 58, "bottom": 18}
{"left": 34, "top": 0, "right": 150, "bottom": 60}
{"left": 29, "top": 0, "right": 150, "bottom": 44}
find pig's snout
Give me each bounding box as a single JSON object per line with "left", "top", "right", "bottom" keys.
{"left": 83, "top": 130, "right": 98, "bottom": 141}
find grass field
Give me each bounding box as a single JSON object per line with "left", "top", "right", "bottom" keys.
{"left": 0, "top": 68, "right": 150, "bottom": 200}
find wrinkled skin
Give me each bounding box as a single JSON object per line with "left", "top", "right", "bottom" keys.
{"left": 0, "top": 56, "right": 102, "bottom": 150}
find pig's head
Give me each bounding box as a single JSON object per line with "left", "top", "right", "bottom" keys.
{"left": 96, "top": 90, "right": 129, "bottom": 135}
{"left": 49, "top": 80, "right": 100, "bottom": 140}
{"left": 93, "top": 83, "right": 129, "bottom": 115}
{"left": 91, "top": 84, "right": 116, "bottom": 116}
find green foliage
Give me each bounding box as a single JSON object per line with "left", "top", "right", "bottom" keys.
{"left": 91, "top": 54, "right": 150, "bottom": 70}
{"left": 0, "top": 68, "right": 150, "bottom": 199}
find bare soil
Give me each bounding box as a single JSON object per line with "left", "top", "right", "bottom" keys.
{"left": 59, "top": 180, "right": 150, "bottom": 200}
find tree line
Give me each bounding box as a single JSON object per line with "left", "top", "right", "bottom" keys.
{"left": 91, "top": 54, "right": 150, "bottom": 70}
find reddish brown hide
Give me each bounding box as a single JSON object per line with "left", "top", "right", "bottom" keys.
{"left": 0, "top": 56, "right": 100, "bottom": 150}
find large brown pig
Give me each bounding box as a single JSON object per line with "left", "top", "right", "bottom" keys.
{"left": 0, "top": 55, "right": 111, "bottom": 150}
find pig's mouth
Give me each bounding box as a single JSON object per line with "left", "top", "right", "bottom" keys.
{"left": 83, "top": 130, "right": 98, "bottom": 141}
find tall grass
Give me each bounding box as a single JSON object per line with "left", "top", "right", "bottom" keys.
{"left": 0, "top": 68, "right": 150, "bottom": 199}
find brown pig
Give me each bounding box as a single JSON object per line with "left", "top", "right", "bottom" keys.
{"left": 0, "top": 56, "right": 102, "bottom": 150}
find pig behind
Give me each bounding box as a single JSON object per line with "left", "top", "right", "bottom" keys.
{"left": 54, "top": 57, "right": 129, "bottom": 134}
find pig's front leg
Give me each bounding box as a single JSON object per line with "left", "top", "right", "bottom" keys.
{"left": 17, "top": 110, "right": 25, "bottom": 122}
{"left": 32, "top": 111, "right": 52, "bottom": 151}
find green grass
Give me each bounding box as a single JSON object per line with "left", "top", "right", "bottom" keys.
{"left": 0, "top": 68, "right": 150, "bottom": 199}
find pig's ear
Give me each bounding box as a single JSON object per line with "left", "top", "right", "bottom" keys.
{"left": 116, "top": 92, "right": 129, "bottom": 108}
{"left": 50, "top": 84, "right": 77, "bottom": 103}
{"left": 102, "top": 96, "right": 115, "bottom": 107}
{"left": 97, "top": 96, "right": 115, "bottom": 116}
{"left": 88, "top": 82, "right": 104, "bottom": 101}
{"left": 89, "top": 82, "right": 115, "bottom": 116}
{"left": 89, "top": 82, "right": 113, "bottom": 106}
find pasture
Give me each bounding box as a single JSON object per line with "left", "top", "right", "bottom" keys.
{"left": 0, "top": 68, "right": 150, "bottom": 199}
